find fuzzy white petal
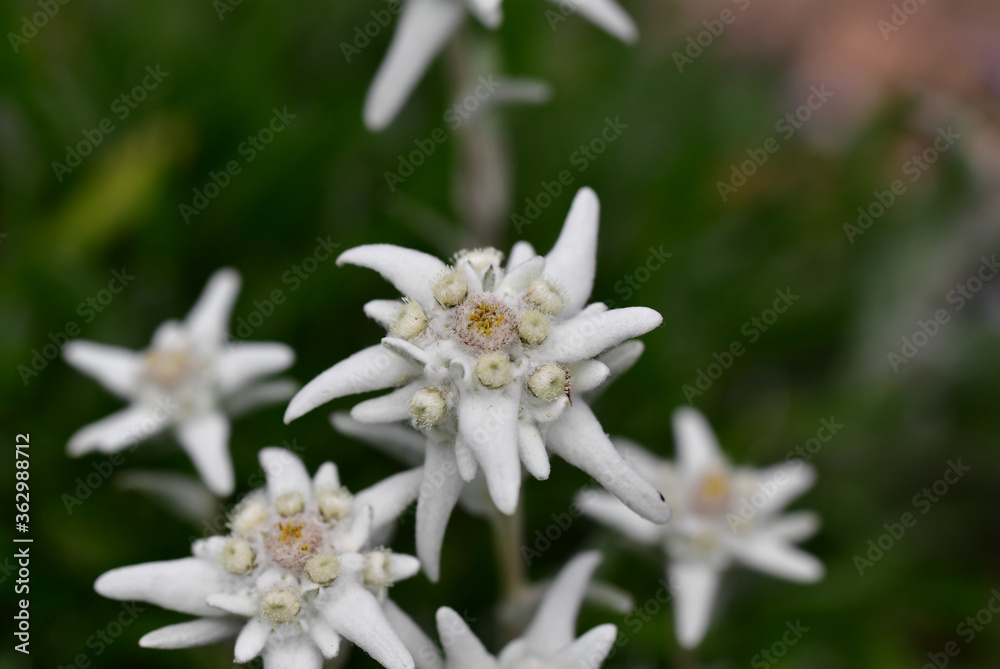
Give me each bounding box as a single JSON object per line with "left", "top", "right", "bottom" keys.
{"left": 596, "top": 340, "right": 644, "bottom": 379}
{"left": 458, "top": 386, "right": 522, "bottom": 515}
{"left": 522, "top": 551, "right": 601, "bottom": 656}
{"left": 497, "top": 255, "right": 544, "bottom": 296}
{"left": 351, "top": 386, "right": 416, "bottom": 424}
{"left": 549, "top": 623, "right": 617, "bottom": 669}
{"left": 365, "top": 299, "right": 405, "bottom": 329}
{"left": 387, "top": 553, "right": 422, "bottom": 582}
{"left": 765, "top": 511, "right": 821, "bottom": 543}
{"left": 262, "top": 635, "right": 325, "bottom": 669}
{"left": 308, "top": 619, "right": 343, "bottom": 659}
{"left": 63, "top": 340, "right": 142, "bottom": 399}
{"left": 185, "top": 268, "right": 241, "bottom": 344}
{"left": 728, "top": 537, "right": 824, "bottom": 583}
{"left": 436, "top": 607, "right": 497, "bottom": 667}
{"left": 506, "top": 241, "right": 537, "bottom": 269}
{"left": 546, "top": 402, "right": 670, "bottom": 523}
{"left": 226, "top": 379, "right": 299, "bottom": 416}
{"left": 454, "top": 434, "right": 479, "bottom": 482}
{"left": 139, "top": 617, "right": 243, "bottom": 649}
{"left": 416, "top": 439, "right": 465, "bottom": 582}
{"left": 543, "top": 188, "right": 600, "bottom": 313}
{"left": 750, "top": 461, "right": 816, "bottom": 515}
{"left": 672, "top": 407, "right": 727, "bottom": 479}
{"left": 539, "top": 307, "right": 662, "bottom": 364}
{"left": 340, "top": 505, "right": 375, "bottom": 554}
{"left": 314, "top": 461, "right": 341, "bottom": 490}
{"left": 331, "top": 412, "right": 426, "bottom": 467}
{"left": 217, "top": 342, "right": 295, "bottom": 394}
{"left": 95, "top": 558, "right": 228, "bottom": 617}
{"left": 565, "top": 0, "right": 638, "bottom": 43}
{"left": 362, "top": 0, "right": 465, "bottom": 130}
{"left": 323, "top": 579, "right": 415, "bottom": 669}
{"left": 338, "top": 244, "right": 447, "bottom": 310}
{"left": 67, "top": 404, "right": 169, "bottom": 455}
{"left": 176, "top": 411, "right": 233, "bottom": 497}
{"left": 576, "top": 491, "right": 660, "bottom": 545}
{"left": 260, "top": 447, "right": 314, "bottom": 503}
{"left": 670, "top": 561, "right": 720, "bottom": 649}
{"left": 518, "top": 421, "right": 550, "bottom": 480}
{"left": 384, "top": 599, "right": 444, "bottom": 669}
{"left": 611, "top": 436, "right": 667, "bottom": 480}
{"left": 285, "top": 345, "right": 418, "bottom": 423}
{"left": 355, "top": 467, "right": 424, "bottom": 531}
{"left": 234, "top": 617, "right": 272, "bottom": 662}
{"left": 466, "top": 0, "right": 502, "bottom": 27}
{"left": 206, "top": 593, "right": 259, "bottom": 617}
{"left": 382, "top": 337, "right": 431, "bottom": 367}
{"left": 566, "top": 360, "right": 610, "bottom": 393}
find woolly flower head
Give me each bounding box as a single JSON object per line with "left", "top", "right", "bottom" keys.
{"left": 578, "top": 408, "right": 824, "bottom": 649}
{"left": 63, "top": 268, "right": 296, "bottom": 496}
{"left": 286, "top": 188, "right": 670, "bottom": 580}
{"left": 95, "top": 448, "right": 424, "bottom": 669}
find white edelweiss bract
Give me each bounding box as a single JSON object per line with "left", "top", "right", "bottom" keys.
{"left": 362, "top": 0, "right": 637, "bottom": 130}
{"left": 577, "top": 408, "right": 824, "bottom": 649}
{"left": 95, "top": 448, "right": 424, "bottom": 669}
{"left": 64, "top": 268, "right": 297, "bottom": 496}
{"left": 394, "top": 551, "right": 616, "bottom": 669}
{"left": 286, "top": 188, "right": 670, "bottom": 581}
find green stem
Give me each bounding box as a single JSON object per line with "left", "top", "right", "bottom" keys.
{"left": 490, "top": 505, "right": 529, "bottom": 602}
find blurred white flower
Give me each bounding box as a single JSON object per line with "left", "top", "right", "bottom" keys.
{"left": 95, "top": 448, "right": 424, "bottom": 669}
{"left": 64, "top": 268, "right": 296, "bottom": 496}
{"left": 578, "top": 407, "right": 824, "bottom": 648}
{"left": 363, "top": 0, "right": 638, "bottom": 130}
{"left": 285, "top": 187, "right": 670, "bottom": 579}
{"left": 394, "top": 551, "right": 617, "bottom": 669}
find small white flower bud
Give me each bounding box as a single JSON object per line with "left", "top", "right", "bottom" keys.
{"left": 476, "top": 352, "right": 513, "bottom": 389}
{"left": 261, "top": 590, "right": 300, "bottom": 624}
{"left": 305, "top": 552, "right": 341, "bottom": 584}
{"left": 526, "top": 277, "right": 565, "bottom": 314}
{"left": 274, "top": 492, "right": 304, "bottom": 517}
{"left": 408, "top": 388, "right": 448, "bottom": 428}
{"left": 317, "top": 487, "right": 352, "bottom": 521}
{"left": 518, "top": 309, "right": 551, "bottom": 345}
{"left": 363, "top": 549, "right": 393, "bottom": 587}
{"left": 391, "top": 300, "right": 427, "bottom": 339}
{"left": 230, "top": 498, "right": 269, "bottom": 535}
{"left": 527, "top": 363, "right": 567, "bottom": 401}
{"left": 220, "top": 538, "right": 254, "bottom": 574}
{"left": 432, "top": 269, "right": 468, "bottom": 307}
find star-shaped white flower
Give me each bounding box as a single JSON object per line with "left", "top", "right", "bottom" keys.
{"left": 64, "top": 268, "right": 296, "bottom": 496}
{"left": 285, "top": 188, "right": 671, "bottom": 580}
{"left": 95, "top": 448, "right": 424, "bottom": 669}
{"left": 398, "top": 551, "right": 616, "bottom": 669}
{"left": 363, "top": 0, "right": 638, "bottom": 130}
{"left": 578, "top": 407, "right": 824, "bottom": 648}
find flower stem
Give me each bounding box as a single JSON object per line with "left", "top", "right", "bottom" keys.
{"left": 490, "top": 505, "right": 529, "bottom": 602}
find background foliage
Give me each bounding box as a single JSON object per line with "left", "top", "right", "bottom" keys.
{"left": 2, "top": 1, "right": 998, "bottom": 667}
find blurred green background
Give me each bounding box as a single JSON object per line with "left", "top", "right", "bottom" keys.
{"left": 2, "top": 0, "right": 999, "bottom": 667}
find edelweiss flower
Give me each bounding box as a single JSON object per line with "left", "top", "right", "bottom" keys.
{"left": 285, "top": 188, "right": 670, "bottom": 579}
{"left": 95, "top": 448, "right": 424, "bottom": 669}
{"left": 578, "top": 408, "right": 824, "bottom": 648}
{"left": 64, "top": 269, "right": 295, "bottom": 496}
{"left": 363, "top": 0, "right": 638, "bottom": 130}
{"left": 413, "top": 551, "right": 616, "bottom": 669}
